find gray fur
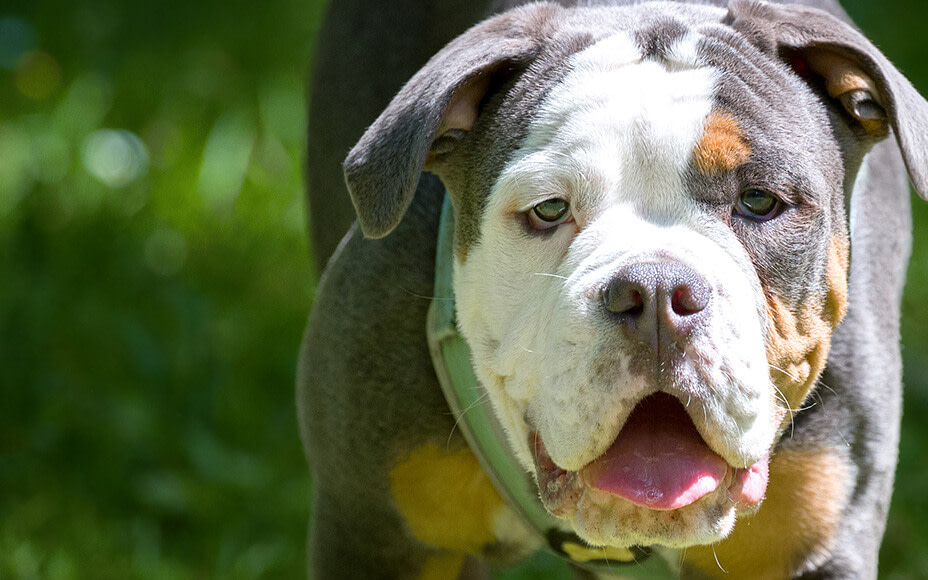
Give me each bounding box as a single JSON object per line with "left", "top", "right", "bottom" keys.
{"left": 300, "top": 0, "right": 925, "bottom": 577}
{"left": 298, "top": 173, "right": 451, "bottom": 577}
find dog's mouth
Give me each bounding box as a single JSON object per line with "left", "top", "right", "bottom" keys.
{"left": 531, "top": 393, "right": 769, "bottom": 519}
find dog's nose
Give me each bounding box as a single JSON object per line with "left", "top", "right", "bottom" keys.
{"left": 601, "top": 261, "right": 711, "bottom": 348}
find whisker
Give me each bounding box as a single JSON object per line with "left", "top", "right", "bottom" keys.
{"left": 767, "top": 364, "right": 833, "bottom": 440}
{"left": 768, "top": 362, "right": 800, "bottom": 382}
{"left": 533, "top": 272, "right": 569, "bottom": 281}
{"left": 816, "top": 380, "right": 843, "bottom": 406}
{"left": 712, "top": 544, "right": 727, "bottom": 573}
{"left": 446, "top": 391, "right": 492, "bottom": 446}
{"left": 769, "top": 383, "right": 796, "bottom": 438}
{"left": 400, "top": 286, "right": 446, "bottom": 301}
{"left": 812, "top": 381, "right": 851, "bottom": 447}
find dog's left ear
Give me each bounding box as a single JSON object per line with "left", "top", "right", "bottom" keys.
{"left": 727, "top": 0, "right": 928, "bottom": 199}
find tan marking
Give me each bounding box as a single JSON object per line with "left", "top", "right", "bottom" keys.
{"left": 823, "top": 236, "right": 850, "bottom": 327}
{"left": 389, "top": 442, "right": 513, "bottom": 555}
{"left": 804, "top": 50, "right": 881, "bottom": 104}
{"left": 693, "top": 113, "right": 752, "bottom": 175}
{"left": 804, "top": 50, "right": 885, "bottom": 134}
{"left": 562, "top": 541, "right": 636, "bottom": 563}
{"left": 682, "top": 447, "right": 850, "bottom": 579}
{"left": 418, "top": 553, "right": 466, "bottom": 580}
{"left": 765, "top": 237, "right": 849, "bottom": 419}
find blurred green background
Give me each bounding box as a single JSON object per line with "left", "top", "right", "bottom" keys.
{"left": 0, "top": 0, "right": 924, "bottom": 578}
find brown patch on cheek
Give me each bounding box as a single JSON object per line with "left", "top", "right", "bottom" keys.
{"left": 693, "top": 113, "right": 752, "bottom": 175}
{"left": 683, "top": 447, "right": 851, "bottom": 579}
{"left": 765, "top": 237, "right": 849, "bottom": 415}
{"left": 823, "top": 237, "right": 850, "bottom": 326}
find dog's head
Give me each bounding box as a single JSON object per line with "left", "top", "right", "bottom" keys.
{"left": 344, "top": 0, "right": 928, "bottom": 548}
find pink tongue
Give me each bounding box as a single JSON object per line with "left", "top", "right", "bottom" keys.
{"left": 583, "top": 393, "right": 729, "bottom": 510}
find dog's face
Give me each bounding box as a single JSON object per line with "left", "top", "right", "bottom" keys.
{"left": 452, "top": 17, "right": 849, "bottom": 547}
{"left": 344, "top": 0, "right": 928, "bottom": 550}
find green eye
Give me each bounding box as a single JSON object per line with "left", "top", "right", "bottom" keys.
{"left": 532, "top": 198, "right": 570, "bottom": 223}
{"left": 736, "top": 189, "right": 782, "bottom": 220}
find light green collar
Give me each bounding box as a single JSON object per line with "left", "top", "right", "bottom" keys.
{"left": 426, "top": 195, "right": 676, "bottom": 578}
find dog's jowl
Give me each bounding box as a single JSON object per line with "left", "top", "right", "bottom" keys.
{"left": 299, "top": 0, "right": 928, "bottom": 578}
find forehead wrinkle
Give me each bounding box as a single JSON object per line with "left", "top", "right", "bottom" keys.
{"left": 525, "top": 34, "right": 717, "bottom": 220}
{"left": 697, "top": 28, "right": 827, "bottom": 135}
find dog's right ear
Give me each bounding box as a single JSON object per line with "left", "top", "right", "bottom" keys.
{"left": 343, "top": 3, "right": 560, "bottom": 239}
{"left": 726, "top": 0, "right": 928, "bottom": 200}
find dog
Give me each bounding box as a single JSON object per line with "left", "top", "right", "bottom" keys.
{"left": 298, "top": 0, "right": 928, "bottom": 577}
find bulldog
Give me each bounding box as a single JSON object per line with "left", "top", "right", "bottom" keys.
{"left": 298, "top": 0, "right": 928, "bottom": 577}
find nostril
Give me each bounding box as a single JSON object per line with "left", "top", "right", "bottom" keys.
{"left": 671, "top": 284, "right": 708, "bottom": 316}
{"left": 603, "top": 283, "right": 646, "bottom": 316}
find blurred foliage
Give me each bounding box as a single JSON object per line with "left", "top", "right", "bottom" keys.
{"left": 0, "top": 0, "right": 924, "bottom": 579}
{"left": 0, "top": 0, "right": 322, "bottom": 578}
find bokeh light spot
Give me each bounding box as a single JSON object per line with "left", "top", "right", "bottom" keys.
{"left": 81, "top": 129, "right": 149, "bottom": 188}
{"left": 197, "top": 112, "right": 255, "bottom": 211}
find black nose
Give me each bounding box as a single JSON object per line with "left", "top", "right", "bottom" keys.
{"left": 601, "top": 261, "right": 711, "bottom": 349}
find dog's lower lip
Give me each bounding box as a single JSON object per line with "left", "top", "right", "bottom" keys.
{"left": 728, "top": 456, "right": 768, "bottom": 507}
{"left": 531, "top": 433, "right": 581, "bottom": 517}
{"left": 530, "top": 393, "right": 769, "bottom": 513}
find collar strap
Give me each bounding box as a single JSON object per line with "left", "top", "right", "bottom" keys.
{"left": 426, "top": 194, "right": 676, "bottom": 578}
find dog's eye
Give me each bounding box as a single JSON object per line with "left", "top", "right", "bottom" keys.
{"left": 735, "top": 189, "right": 783, "bottom": 221}
{"left": 529, "top": 198, "right": 571, "bottom": 230}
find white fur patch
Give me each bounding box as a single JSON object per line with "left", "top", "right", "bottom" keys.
{"left": 454, "top": 31, "right": 775, "bottom": 544}
{"left": 516, "top": 32, "right": 717, "bottom": 217}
